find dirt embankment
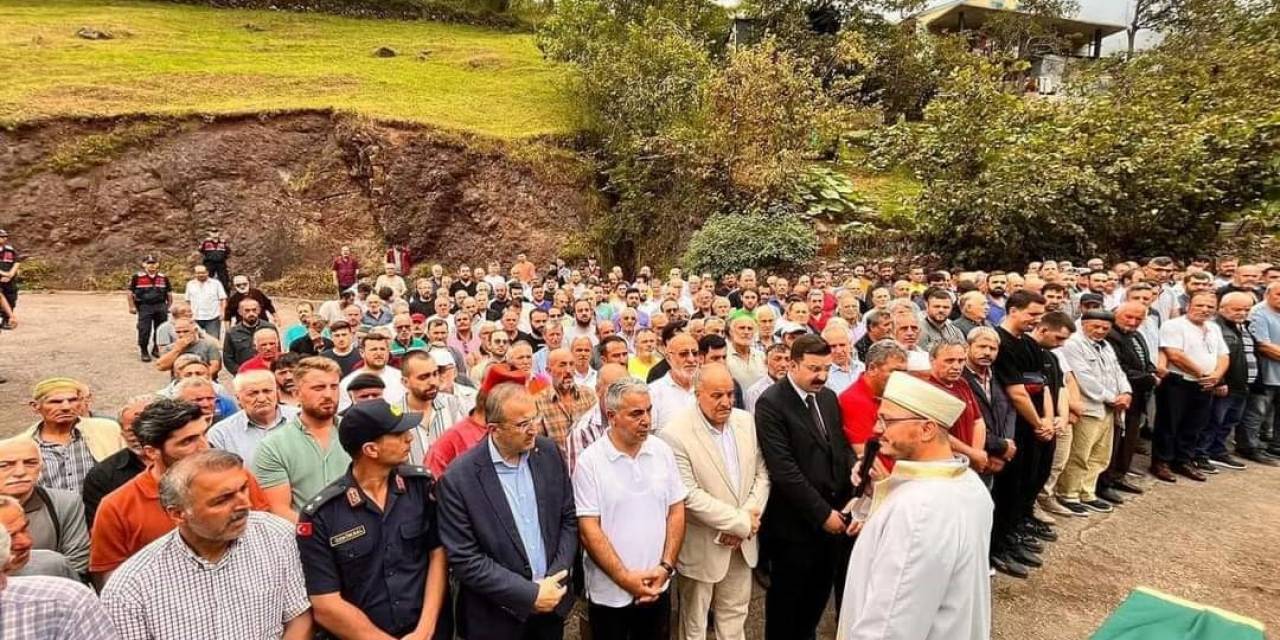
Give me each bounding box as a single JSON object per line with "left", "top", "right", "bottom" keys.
{"left": 0, "top": 111, "right": 598, "bottom": 291}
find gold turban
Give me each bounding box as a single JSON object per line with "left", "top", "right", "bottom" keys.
{"left": 32, "top": 377, "right": 82, "bottom": 402}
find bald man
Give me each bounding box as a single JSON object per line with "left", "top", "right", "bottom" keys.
{"left": 0, "top": 438, "right": 90, "bottom": 575}
{"left": 236, "top": 326, "right": 283, "bottom": 372}
{"left": 536, "top": 348, "right": 597, "bottom": 460}
{"left": 1196, "top": 292, "right": 1257, "bottom": 470}
{"left": 660, "top": 364, "right": 770, "bottom": 640}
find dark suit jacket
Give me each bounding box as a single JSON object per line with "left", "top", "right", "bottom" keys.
{"left": 438, "top": 435, "right": 578, "bottom": 640}
{"left": 964, "top": 369, "right": 1015, "bottom": 457}
{"left": 754, "top": 378, "right": 855, "bottom": 544}
{"left": 1106, "top": 328, "right": 1157, "bottom": 397}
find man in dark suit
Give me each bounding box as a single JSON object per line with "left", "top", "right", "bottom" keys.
{"left": 754, "top": 334, "right": 857, "bottom": 640}
{"left": 1102, "top": 302, "right": 1160, "bottom": 493}
{"left": 438, "top": 382, "right": 578, "bottom": 640}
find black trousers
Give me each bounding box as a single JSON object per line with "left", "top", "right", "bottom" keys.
{"left": 763, "top": 534, "right": 852, "bottom": 640}
{"left": 588, "top": 591, "right": 670, "bottom": 640}
{"left": 1101, "top": 387, "right": 1150, "bottom": 488}
{"left": 0, "top": 280, "right": 15, "bottom": 322}
{"left": 204, "top": 260, "right": 230, "bottom": 291}
{"left": 991, "top": 419, "right": 1055, "bottom": 555}
{"left": 136, "top": 303, "right": 168, "bottom": 353}
{"left": 1154, "top": 375, "right": 1212, "bottom": 465}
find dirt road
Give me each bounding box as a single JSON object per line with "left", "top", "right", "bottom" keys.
{"left": 3, "top": 292, "right": 1275, "bottom": 638}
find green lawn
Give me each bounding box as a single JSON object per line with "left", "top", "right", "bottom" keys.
{"left": 0, "top": 0, "right": 571, "bottom": 138}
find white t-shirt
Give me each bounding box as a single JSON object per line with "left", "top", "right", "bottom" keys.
{"left": 572, "top": 434, "right": 687, "bottom": 608}
{"left": 184, "top": 278, "right": 227, "bottom": 321}
{"left": 1159, "top": 317, "right": 1229, "bottom": 378}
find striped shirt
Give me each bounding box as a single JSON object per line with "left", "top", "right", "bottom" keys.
{"left": 101, "top": 511, "right": 310, "bottom": 640}
{"left": 34, "top": 428, "right": 97, "bottom": 494}
{"left": 566, "top": 406, "right": 608, "bottom": 474}
{"left": 1, "top": 575, "right": 116, "bottom": 640}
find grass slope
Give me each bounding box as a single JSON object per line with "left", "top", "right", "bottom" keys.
{"left": 0, "top": 0, "right": 570, "bottom": 138}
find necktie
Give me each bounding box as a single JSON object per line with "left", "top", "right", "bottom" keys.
{"left": 805, "top": 394, "right": 828, "bottom": 439}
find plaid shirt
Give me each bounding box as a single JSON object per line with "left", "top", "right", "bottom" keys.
{"left": 34, "top": 426, "right": 97, "bottom": 494}
{"left": 535, "top": 384, "right": 596, "bottom": 459}
{"left": 566, "top": 406, "right": 609, "bottom": 474}
{"left": 1, "top": 575, "right": 115, "bottom": 639}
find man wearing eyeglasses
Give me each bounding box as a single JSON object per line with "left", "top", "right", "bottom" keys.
{"left": 437, "top": 382, "right": 579, "bottom": 640}
{"left": 224, "top": 275, "right": 277, "bottom": 327}
{"left": 836, "top": 372, "right": 993, "bottom": 640}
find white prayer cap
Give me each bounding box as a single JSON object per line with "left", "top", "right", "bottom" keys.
{"left": 881, "top": 372, "right": 965, "bottom": 429}
{"left": 429, "top": 348, "right": 455, "bottom": 369}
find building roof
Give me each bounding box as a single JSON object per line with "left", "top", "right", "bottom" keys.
{"left": 912, "top": 0, "right": 1125, "bottom": 39}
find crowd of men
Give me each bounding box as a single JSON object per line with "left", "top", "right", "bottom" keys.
{"left": 2, "top": 243, "right": 1279, "bottom": 640}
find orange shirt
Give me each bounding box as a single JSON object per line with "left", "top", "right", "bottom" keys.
{"left": 89, "top": 465, "right": 270, "bottom": 573}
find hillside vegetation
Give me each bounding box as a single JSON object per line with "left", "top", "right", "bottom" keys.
{"left": 0, "top": 0, "right": 570, "bottom": 138}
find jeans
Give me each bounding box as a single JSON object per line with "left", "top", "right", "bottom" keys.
{"left": 1199, "top": 393, "right": 1247, "bottom": 458}
{"left": 196, "top": 318, "right": 222, "bottom": 341}
{"left": 1236, "top": 386, "right": 1279, "bottom": 453}
{"left": 1154, "top": 374, "right": 1213, "bottom": 465}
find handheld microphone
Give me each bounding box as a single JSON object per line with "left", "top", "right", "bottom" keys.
{"left": 853, "top": 438, "right": 881, "bottom": 498}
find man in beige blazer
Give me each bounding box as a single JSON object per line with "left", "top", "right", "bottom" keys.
{"left": 660, "top": 363, "right": 770, "bottom": 640}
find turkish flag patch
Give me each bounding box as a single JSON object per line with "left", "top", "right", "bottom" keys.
{"left": 296, "top": 522, "right": 313, "bottom": 537}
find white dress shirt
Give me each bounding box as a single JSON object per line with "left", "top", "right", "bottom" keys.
{"left": 184, "top": 278, "right": 226, "bottom": 321}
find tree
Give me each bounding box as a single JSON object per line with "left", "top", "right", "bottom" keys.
{"left": 1125, "top": 0, "right": 1183, "bottom": 58}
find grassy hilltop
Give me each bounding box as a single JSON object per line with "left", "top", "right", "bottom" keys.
{"left": 0, "top": 0, "right": 571, "bottom": 138}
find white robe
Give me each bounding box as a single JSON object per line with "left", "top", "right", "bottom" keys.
{"left": 837, "top": 456, "right": 994, "bottom": 640}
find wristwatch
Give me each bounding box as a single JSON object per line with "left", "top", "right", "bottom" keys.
{"left": 659, "top": 561, "right": 676, "bottom": 577}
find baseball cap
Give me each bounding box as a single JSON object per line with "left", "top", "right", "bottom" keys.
{"left": 345, "top": 373, "right": 386, "bottom": 393}
{"left": 410, "top": 313, "right": 428, "bottom": 324}
{"left": 429, "top": 348, "right": 455, "bottom": 369}
{"left": 774, "top": 321, "right": 809, "bottom": 338}
{"left": 338, "top": 399, "right": 422, "bottom": 455}
{"left": 1079, "top": 293, "right": 1105, "bottom": 307}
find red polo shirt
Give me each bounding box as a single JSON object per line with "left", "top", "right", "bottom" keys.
{"left": 425, "top": 416, "right": 488, "bottom": 478}
{"left": 839, "top": 377, "right": 896, "bottom": 472}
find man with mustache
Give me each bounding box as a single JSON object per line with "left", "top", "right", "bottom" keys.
{"left": 208, "top": 369, "right": 299, "bottom": 467}
{"left": 254, "top": 357, "right": 351, "bottom": 521}
{"left": 90, "top": 398, "right": 271, "bottom": 588}
{"left": 649, "top": 333, "right": 700, "bottom": 432}
{"left": 21, "top": 377, "right": 127, "bottom": 495}
{"left": 0, "top": 438, "right": 90, "bottom": 576}
{"left": 101, "top": 449, "right": 314, "bottom": 639}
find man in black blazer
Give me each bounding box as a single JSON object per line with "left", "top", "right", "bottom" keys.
{"left": 438, "top": 382, "right": 579, "bottom": 640}
{"left": 754, "top": 334, "right": 857, "bottom": 640}
{"left": 1102, "top": 302, "right": 1159, "bottom": 493}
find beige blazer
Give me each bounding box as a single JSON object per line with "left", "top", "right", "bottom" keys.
{"left": 660, "top": 405, "right": 770, "bottom": 583}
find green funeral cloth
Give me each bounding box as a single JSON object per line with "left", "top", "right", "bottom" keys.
{"left": 1092, "top": 587, "right": 1266, "bottom": 640}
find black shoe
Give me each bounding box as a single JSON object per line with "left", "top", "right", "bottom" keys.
{"left": 992, "top": 554, "right": 1030, "bottom": 578}
{"left": 140, "top": 352, "right": 152, "bottom": 362}
{"left": 1238, "top": 450, "right": 1279, "bottom": 466}
{"left": 1082, "top": 499, "right": 1114, "bottom": 513}
{"left": 1113, "top": 479, "right": 1145, "bottom": 494}
{"left": 1208, "top": 454, "right": 1246, "bottom": 470}
{"left": 0, "top": 373, "right": 7, "bottom": 384}
{"left": 150, "top": 347, "right": 160, "bottom": 358}
{"left": 1015, "top": 533, "right": 1045, "bottom": 554}
{"left": 1139, "top": 426, "right": 1153, "bottom": 440}
{"left": 1024, "top": 520, "right": 1059, "bottom": 542}
{"left": 1097, "top": 488, "right": 1125, "bottom": 505}
{"left": 1172, "top": 463, "right": 1207, "bottom": 482}
{"left": 1006, "top": 544, "right": 1043, "bottom": 568}
{"left": 1055, "top": 497, "right": 1089, "bottom": 517}
{"left": 1193, "top": 458, "right": 1219, "bottom": 474}
{"left": 1266, "top": 447, "right": 1280, "bottom": 458}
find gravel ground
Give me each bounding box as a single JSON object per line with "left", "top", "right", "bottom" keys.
{"left": 2, "top": 292, "right": 1276, "bottom": 638}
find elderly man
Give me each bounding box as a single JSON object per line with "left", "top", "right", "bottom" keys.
{"left": 964, "top": 327, "right": 1017, "bottom": 489}
{"left": 823, "top": 323, "right": 865, "bottom": 395}
{"left": 0, "top": 526, "right": 115, "bottom": 637}
{"left": 1057, "top": 310, "right": 1131, "bottom": 513}
{"left": 535, "top": 348, "right": 597, "bottom": 461}
{"left": 744, "top": 344, "right": 789, "bottom": 414}
{"left": 83, "top": 394, "right": 152, "bottom": 527}
{"left": 1195, "top": 292, "right": 1258, "bottom": 472}
{"left": 1238, "top": 282, "right": 1280, "bottom": 464}
{"left": 237, "top": 327, "right": 284, "bottom": 373}
{"left": 575, "top": 379, "right": 687, "bottom": 640}
{"left": 185, "top": 264, "right": 227, "bottom": 339}
{"left": 22, "top": 378, "right": 126, "bottom": 494}
{"left": 726, "top": 312, "right": 765, "bottom": 390}
{"left": 919, "top": 287, "right": 965, "bottom": 354}
{"left": 1155, "top": 291, "right": 1230, "bottom": 482}
{"left": 836, "top": 372, "right": 993, "bottom": 640}
{"left": 101, "top": 450, "right": 312, "bottom": 639}
{"left": 224, "top": 298, "right": 277, "bottom": 375}
{"left": 889, "top": 306, "right": 930, "bottom": 373}
{"left": 755, "top": 335, "right": 856, "bottom": 640}
{"left": 660, "top": 365, "right": 769, "bottom": 640}
{"left": 154, "top": 315, "right": 223, "bottom": 377}
{"left": 208, "top": 370, "right": 298, "bottom": 466}
{"left": 854, "top": 309, "right": 892, "bottom": 362}
{"left": 927, "top": 340, "right": 990, "bottom": 476}
{"left": 0, "top": 438, "right": 90, "bottom": 575}
{"left": 650, "top": 333, "right": 700, "bottom": 432}
{"left": 437, "top": 382, "right": 578, "bottom": 640}
{"left": 952, "top": 291, "right": 991, "bottom": 340}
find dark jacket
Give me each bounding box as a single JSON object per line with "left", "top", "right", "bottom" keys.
{"left": 437, "top": 435, "right": 577, "bottom": 640}
{"left": 964, "top": 368, "right": 1014, "bottom": 458}
{"left": 754, "top": 379, "right": 855, "bottom": 544}
{"left": 1215, "top": 316, "right": 1255, "bottom": 395}
{"left": 1105, "top": 327, "right": 1158, "bottom": 397}
{"left": 222, "top": 320, "right": 277, "bottom": 375}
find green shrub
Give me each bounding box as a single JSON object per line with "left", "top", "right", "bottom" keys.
{"left": 682, "top": 211, "right": 817, "bottom": 277}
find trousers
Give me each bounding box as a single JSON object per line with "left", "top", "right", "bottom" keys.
{"left": 136, "top": 303, "right": 169, "bottom": 353}
{"left": 1153, "top": 375, "right": 1212, "bottom": 465}
{"left": 1059, "top": 410, "right": 1114, "bottom": 502}
{"left": 676, "top": 553, "right": 752, "bottom": 640}
{"left": 763, "top": 534, "right": 851, "bottom": 640}
{"left": 588, "top": 591, "right": 670, "bottom": 640}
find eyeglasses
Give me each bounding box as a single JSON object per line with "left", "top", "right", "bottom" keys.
{"left": 875, "top": 415, "right": 927, "bottom": 429}
{"left": 670, "top": 349, "right": 698, "bottom": 359}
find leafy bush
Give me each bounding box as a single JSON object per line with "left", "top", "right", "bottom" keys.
{"left": 793, "top": 166, "right": 872, "bottom": 223}
{"left": 682, "top": 211, "right": 817, "bottom": 277}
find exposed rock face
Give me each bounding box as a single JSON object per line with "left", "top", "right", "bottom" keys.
{"left": 0, "top": 111, "right": 597, "bottom": 290}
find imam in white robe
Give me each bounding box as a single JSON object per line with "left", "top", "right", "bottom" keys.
{"left": 837, "top": 455, "right": 994, "bottom": 640}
